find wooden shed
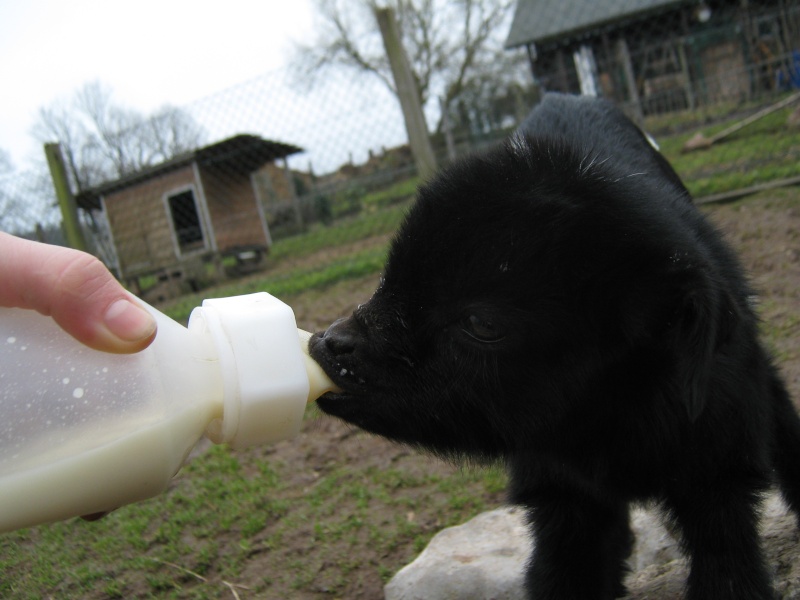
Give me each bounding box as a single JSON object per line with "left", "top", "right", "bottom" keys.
{"left": 76, "top": 134, "right": 302, "bottom": 297}
{"left": 505, "top": 0, "right": 800, "bottom": 117}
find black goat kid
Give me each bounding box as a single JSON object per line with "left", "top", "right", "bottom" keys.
{"left": 311, "top": 93, "right": 800, "bottom": 599}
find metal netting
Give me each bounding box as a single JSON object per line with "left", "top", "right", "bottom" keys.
{"left": 1, "top": 0, "right": 798, "bottom": 300}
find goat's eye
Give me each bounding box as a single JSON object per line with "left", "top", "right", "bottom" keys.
{"left": 462, "top": 315, "right": 505, "bottom": 343}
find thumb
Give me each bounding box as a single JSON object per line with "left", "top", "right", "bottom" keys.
{"left": 0, "top": 233, "right": 157, "bottom": 353}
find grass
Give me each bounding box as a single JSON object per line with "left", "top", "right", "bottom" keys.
{"left": 656, "top": 98, "right": 800, "bottom": 197}
{"left": 269, "top": 202, "right": 408, "bottom": 262}
{"left": 361, "top": 177, "right": 420, "bottom": 211}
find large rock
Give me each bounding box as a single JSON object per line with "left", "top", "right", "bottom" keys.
{"left": 385, "top": 493, "right": 800, "bottom": 600}
{"left": 384, "top": 507, "right": 532, "bottom": 600}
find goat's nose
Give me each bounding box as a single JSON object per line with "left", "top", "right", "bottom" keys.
{"left": 323, "top": 317, "right": 358, "bottom": 356}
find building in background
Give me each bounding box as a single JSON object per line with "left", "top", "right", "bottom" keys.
{"left": 76, "top": 134, "right": 303, "bottom": 300}
{"left": 506, "top": 0, "right": 800, "bottom": 119}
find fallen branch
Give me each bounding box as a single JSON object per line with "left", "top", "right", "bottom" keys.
{"left": 683, "top": 92, "right": 800, "bottom": 152}
{"left": 148, "top": 557, "right": 251, "bottom": 599}
{"left": 147, "top": 557, "right": 208, "bottom": 582}
{"left": 695, "top": 174, "right": 800, "bottom": 205}
{"left": 223, "top": 580, "right": 252, "bottom": 600}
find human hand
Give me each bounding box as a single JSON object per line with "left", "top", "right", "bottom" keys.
{"left": 0, "top": 232, "right": 156, "bottom": 353}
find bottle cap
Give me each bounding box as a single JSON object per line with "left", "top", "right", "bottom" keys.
{"left": 188, "top": 293, "right": 309, "bottom": 449}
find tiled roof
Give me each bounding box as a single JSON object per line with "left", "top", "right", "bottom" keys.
{"left": 505, "top": 0, "right": 686, "bottom": 48}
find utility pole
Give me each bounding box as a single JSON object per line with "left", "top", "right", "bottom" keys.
{"left": 44, "top": 143, "right": 87, "bottom": 251}
{"left": 375, "top": 6, "right": 437, "bottom": 180}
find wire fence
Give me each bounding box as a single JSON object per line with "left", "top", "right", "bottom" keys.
{"left": 1, "top": 0, "right": 799, "bottom": 300}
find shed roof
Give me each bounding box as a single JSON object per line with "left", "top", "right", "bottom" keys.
{"left": 76, "top": 134, "right": 302, "bottom": 210}
{"left": 505, "top": 0, "right": 685, "bottom": 49}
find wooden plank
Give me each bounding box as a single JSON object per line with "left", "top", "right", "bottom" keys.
{"left": 695, "top": 175, "right": 800, "bottom": 205}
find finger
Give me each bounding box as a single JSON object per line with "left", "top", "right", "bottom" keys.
{"left": 0, "top": 233, "right": 156, "bottom": 353}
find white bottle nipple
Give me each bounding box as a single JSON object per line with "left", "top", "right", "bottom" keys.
{"left": 298, "top": 330, "right": 341, "bottom": 402}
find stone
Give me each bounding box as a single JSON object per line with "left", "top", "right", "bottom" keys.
{"left": 384, "top": 507, "right": 532, "bottom": 600}
{"left": 385, "top": 492, "right": 800, "bottom": 600}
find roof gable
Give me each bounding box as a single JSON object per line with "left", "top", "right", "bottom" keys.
{"left": 76, "top": 134, "right": 302, "bottom": 210}
{"left": 505, "top": 0, "right": 686, "bottom": 48}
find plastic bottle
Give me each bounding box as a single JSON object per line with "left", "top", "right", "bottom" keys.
{"left": 0, "top": 292, "right": 338, "bottom": 533}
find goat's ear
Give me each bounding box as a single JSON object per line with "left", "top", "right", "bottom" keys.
{"left": 665, "top": 269, "right": 739, "bottom": 422}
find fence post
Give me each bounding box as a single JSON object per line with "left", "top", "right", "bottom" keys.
{"left": 44, "top": 143, "right": 87, "bottom": 252}
{"left": 282, "top": 157, "right": 304, "bottom": 230}
{"left": 440, "top": 96, "right": 457, "bottom": 162}
{"left": 616, "top": 39, "right": 644, "bottom": 123}
{"left": 375, "top": 6, "right": 437, "bottom": 180}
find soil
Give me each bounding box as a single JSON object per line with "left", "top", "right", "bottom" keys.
{"left": 704, "top": 192, "right": 800, "bottom": 397}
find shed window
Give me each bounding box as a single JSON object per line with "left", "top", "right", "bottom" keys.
{"left": 167, "top": 189, "right": 204, "bottom": 253}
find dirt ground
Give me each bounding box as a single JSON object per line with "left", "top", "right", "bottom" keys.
{"left": 703, "top": 191, "right": 800, "bottom": 400}
{"left": 248, "top": 189, "right": 800, "bottom": 600}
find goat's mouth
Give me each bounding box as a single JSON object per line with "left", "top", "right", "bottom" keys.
{"left": 308, "top": 333, "right": 370, "bottom": 399}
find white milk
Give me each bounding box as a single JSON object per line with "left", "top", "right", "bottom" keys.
{"left": 0, "top": 405, "right": 212, "bottom": 532}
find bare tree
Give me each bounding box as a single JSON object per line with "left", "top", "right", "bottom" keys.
{"left": 0, "top": 148, "right": 19, "bottom": 232}
{"left": 32, "top": 81, "right": 205, "bottom": 192}
{"left": 0, "top": 148, "right": 52, "bottom": 235}
{"left": 294, "top": 0, "right": 522, "bottom": 131}
{"left": 0, "top": 148, "right": 12, "bottom": 174}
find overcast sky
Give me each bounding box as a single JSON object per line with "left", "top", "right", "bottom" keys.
{"left": 0, "top": 0, "right": 316, "bottom": 169}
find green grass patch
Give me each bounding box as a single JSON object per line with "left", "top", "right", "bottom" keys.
{"left": 269, "top": 202, "right": 407, "bottom": 262}
{"left": 263, "top": 247, "right": 387, "bottom": 295}
{"left": 361, "top": 177, "right": 420, "bottom": 211}
{"left": 658, "top": 101, "right": 800, "bottom": 198}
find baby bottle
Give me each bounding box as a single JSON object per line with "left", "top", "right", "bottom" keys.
{"left": 0, "top": 292, "right": 337, "bottom": 533}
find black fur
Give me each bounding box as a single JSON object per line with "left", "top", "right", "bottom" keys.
{"left": 310, "top": 93, "right": 800, "bottom": 599}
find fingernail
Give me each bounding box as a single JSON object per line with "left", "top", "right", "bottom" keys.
{"left": 103, "top": 299, "right": 157, "bottom": 343}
